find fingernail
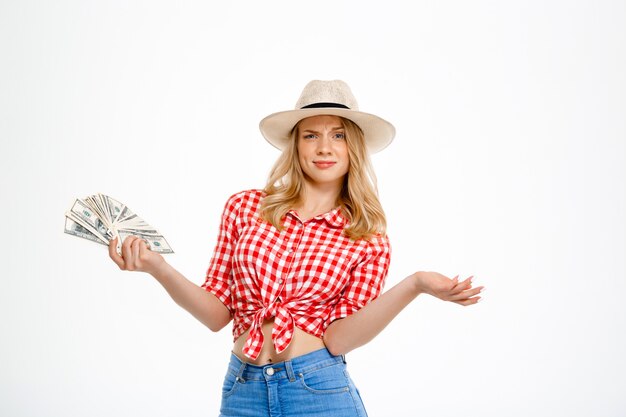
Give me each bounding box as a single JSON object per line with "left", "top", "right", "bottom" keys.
{"left": 480, "top": 287, "right": 486, "bottom": 293}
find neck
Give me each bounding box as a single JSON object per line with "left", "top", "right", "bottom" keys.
{"left": 296, "top": 181, "right": 342, "bottom": 220}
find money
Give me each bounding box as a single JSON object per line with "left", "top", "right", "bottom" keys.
{"left": 64, "top": 193, "right": 174, "bottom": 254}
{"left": 64, "top": 216, "right": 108, "bottom": 245}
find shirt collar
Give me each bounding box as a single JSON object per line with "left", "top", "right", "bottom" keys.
{"left": 287, "top": 207, "right": 348, "bottom": 229}
{"left": 320, "top": 207, "right": 348, "bottom": 228}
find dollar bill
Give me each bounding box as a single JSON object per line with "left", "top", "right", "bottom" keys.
{"left": 64, "top": 216, "right": 108, "bottom": 245}
{"left": 68, "top": 199, "right": 113, "bottom": 239}
{"left": 64, "top": 193, "right": 174, "bottom": 254}
{"left": 118, "top": 230, "right": 174, "bottom": 254}
{"left": 104, "top": 194, "right": 125, "bottom": 223}
{"left": 65, "top": 210, "right": 110, "bottom": 243}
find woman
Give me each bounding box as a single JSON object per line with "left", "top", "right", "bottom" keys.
{"left": 109, "top": 80, "right": 483, "bottom": 416}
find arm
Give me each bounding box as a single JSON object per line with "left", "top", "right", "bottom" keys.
{"left": 109, "top": 236, "right": 232, "bottom": 332}
{"left": 323, "top": 271, "right": 482, "bottom": 356}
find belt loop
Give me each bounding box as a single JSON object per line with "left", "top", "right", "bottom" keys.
{"left": 285, "top": 359, "right": 296, "bottom": 382}
{"left": 236, "top": 359, "right": 247, "bottom": 383}
{"left": 341, "top": 354, "right": 347, "bottom": 364}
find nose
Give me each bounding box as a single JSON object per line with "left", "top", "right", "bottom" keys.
{"left": 315, "top": 135, "right": 332, "bottom": 154}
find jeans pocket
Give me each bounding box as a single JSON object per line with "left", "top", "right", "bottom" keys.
{"left": 297, "top": 364, "right": 351, "bottom": 395}
{"left": 221, "top": 370, "right": 242, "bottom": 398}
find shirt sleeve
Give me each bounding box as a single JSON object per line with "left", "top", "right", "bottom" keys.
{"left": 324, "top": 235, "right": 391, "bottom": 327}
{"left": 200, "top": 193, "right": 242, "bottom": 313}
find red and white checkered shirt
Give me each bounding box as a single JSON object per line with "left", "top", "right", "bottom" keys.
{"left": 201, "top": 189, "right": 391, "bottom": 360}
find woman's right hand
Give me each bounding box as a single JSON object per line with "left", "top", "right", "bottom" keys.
{"left": 108, "top": 236, "right": 166, "bottom": 276}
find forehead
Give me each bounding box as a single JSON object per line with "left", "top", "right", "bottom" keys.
{"left": 298, "top": 115, "right": 344, "bottom": 130}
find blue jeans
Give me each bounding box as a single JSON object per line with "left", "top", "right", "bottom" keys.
{"left": 219, "top": 348, "right": 368, "bottom": 417}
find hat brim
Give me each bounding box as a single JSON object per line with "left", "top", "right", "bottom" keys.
{"left": 259, "top": 108, "right": 395, "bottom": 154}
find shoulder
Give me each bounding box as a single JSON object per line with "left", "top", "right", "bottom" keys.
{"left": 350, "top": 233, "right": 391, "bottom": 274}
{"left": 221, "top": 189, "right": 266, "bottom": 217}
{"left": 224, "top": 189, "right": 265, "bottom": 206}
{"left": 363, "top": 233, "right": 392, "bottom": 258}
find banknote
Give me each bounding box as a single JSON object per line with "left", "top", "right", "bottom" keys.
{"left": 64, "top": 193, "right": 174, "bottom": 254}
{"left": 64, "top": 216, "right": 108, "bottom": 245}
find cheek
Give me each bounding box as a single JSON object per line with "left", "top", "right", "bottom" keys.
{"left": 297, "top": 150, "right": 311, "bottom": 175}
{"left": 296, "top": 142, "right": 306, "bottom": 162}
{"left": 341, "top": 161, "right": 350, "bottom": 176}
{"left": 298, "top": 141, "right": 313, "bottom": 158}
{"left": 337, "top": 143, "right": 349, "bottom": 161}
{"left": 337, "top": 146, "right": 350, "bottom": 174}
{"left": 298, "top": 148, "right": 308, "bottom": 167}
{"left": 333, "top": 140, "right": 348, "bottom": 153}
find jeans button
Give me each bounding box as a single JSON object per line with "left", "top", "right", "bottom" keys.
{"left": 266, "top": 367, "right": 275, "bottom": 376}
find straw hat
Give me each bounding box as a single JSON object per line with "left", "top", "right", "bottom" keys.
{"left": 259, "top": 80, "right": 395, "bottom": 153}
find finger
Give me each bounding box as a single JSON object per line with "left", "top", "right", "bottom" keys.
{"left": 450, "top": 286, "right": 484, "bottom": 301}
{"left": 450, "top": 275, "right": 474, "bottom": 293}
{"left": 140, "top": 239, "right": 155, "bottom": 267}
{"left": 131, "top": 237, "right": 142, "bottom": 262}
{"left": 453, "top": 287, "right": 484, "bottom": 304}
{"left": 454, "top": 296, "right": 481, "bottom": 306}
{"left": 108, "top": 237, "right": 125, "bottom": 269}
{"left": 122, "top": 235, "right": 137, "bottom": 252}
{"left": 137, "top": 239, "right": 147, "bottom": 261}
{"left": 442, "top": 275, "right": 459, "bottom": 292}
{"left": 122, "top": 236, "right": 138, "bottom": 268}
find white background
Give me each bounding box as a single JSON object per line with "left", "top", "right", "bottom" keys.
{"left": 1, "top": 1, "right": 625, "bottom": 416}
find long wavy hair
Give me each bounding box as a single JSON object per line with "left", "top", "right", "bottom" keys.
{"left": 260, "top": 116, "right": 386, "bottom": 240}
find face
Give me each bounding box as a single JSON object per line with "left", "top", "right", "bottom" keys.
{"left": 297, "top": 115, "right": 350, "bottom": 190}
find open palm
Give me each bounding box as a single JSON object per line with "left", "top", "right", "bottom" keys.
{"left": 415, "top": 271, "right": 483, "bottom": 306}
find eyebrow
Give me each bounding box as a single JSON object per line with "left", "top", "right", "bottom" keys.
{"left": 301, "top": 127, "right": 344, "bottom": 134}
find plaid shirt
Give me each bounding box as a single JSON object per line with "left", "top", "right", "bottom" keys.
{"left": 202, "top": 189, "right": 391, "bottom": 360}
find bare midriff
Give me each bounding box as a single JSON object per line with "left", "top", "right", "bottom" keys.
{"left": 233, "top": 318, "right": 326, "bottom": 366}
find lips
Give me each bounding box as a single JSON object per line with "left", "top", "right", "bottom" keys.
{"left": 313, "top": 161, "right": 336, "bottom": 169}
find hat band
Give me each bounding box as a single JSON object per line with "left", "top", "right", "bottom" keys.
{"left": 300, "top": 102, "right": 350, "bottom": 109}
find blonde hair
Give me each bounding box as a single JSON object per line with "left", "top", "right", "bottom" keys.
{"left": 260, "top": 117, "right": 386, "bottom": 240}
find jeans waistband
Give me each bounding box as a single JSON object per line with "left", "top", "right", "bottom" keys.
{"left": 227, "top": 348, "right": 346, "bottom": 383}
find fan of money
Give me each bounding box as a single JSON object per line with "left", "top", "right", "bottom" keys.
{"left": 64, "top": 193, "right": 174, "bottom": 254}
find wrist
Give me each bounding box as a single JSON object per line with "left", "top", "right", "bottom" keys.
{"left": 147, "top": 256, "right": 169, "bottom": 278}
{"left": 410, "top": 271, "right": 428, "bottom": 296}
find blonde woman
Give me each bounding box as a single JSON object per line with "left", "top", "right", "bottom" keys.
{"left": 109, "top": 80, "right": 483, "bottom": 417}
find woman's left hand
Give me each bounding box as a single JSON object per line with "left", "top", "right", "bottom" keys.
{"left": 413, "top": 271, "right": 483, "bottom": 306}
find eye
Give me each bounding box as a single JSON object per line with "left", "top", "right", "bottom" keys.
{"left": 333, "top": 132, "right": 345, "bottom": 140}
{"left": 303, "top": 133, "right": 317, "bottom": 140}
